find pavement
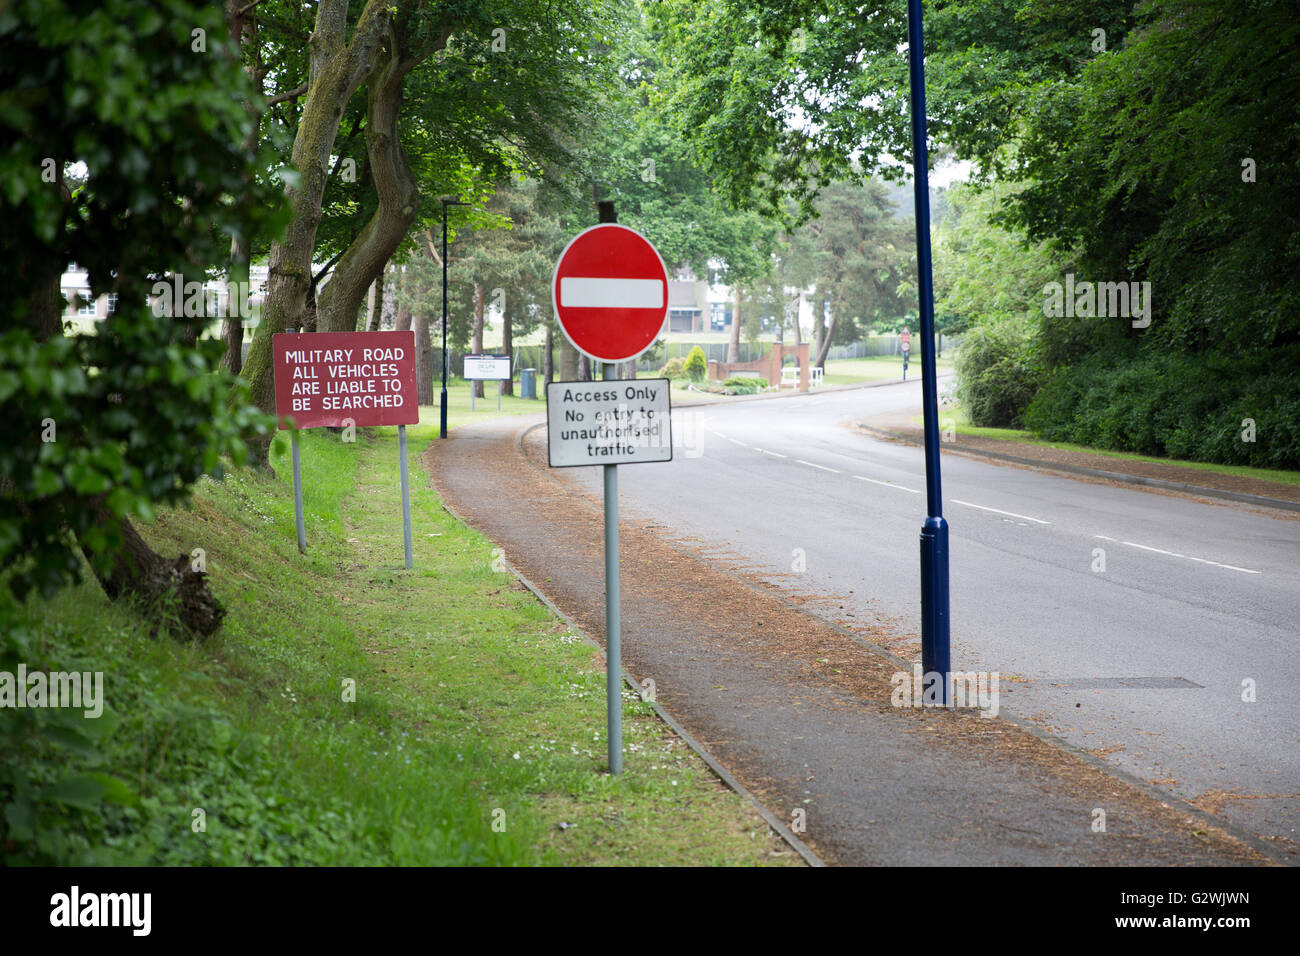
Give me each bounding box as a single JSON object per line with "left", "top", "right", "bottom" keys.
{"left": 422, "top": 380, "right": 1298, "bottom": 865}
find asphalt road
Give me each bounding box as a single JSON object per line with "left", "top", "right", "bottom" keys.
{"left": 562, "top": 378, "right": 1300, "bottom": 848}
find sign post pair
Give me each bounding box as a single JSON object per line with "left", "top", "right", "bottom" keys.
{"left": 548, "top": 223, "right": 672, "bottom": 774}
{"left": 272, "top": 330, "right": 420, "bottom": 568}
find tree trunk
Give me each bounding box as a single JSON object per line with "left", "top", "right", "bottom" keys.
{"left": 471, "top": 282, "right": 485, "bottom": 397}
{"left": 395, "top": 303, "right": 412, "bottom": 332}
{"left": 78, "top": 506, "right": 225, "bottom": 638}
{"left": 239, "top": 0, "right": 421, "bottom": 458}
{"left": 220, "top": 233, "right": 249, "bottom": 375}
{"left": 366, "top": 266, "right": 385, "bottom": 331}
{"left": 577, "top": 353, "right": 590, "bottom": 381}
{"left": 727, "top": 286, "right": 742, "bottom": 363}
{"left": 812, "top": 294, "right": 825, "bottom": 366}
{"left": 315, "top": 24, "right": 452, "bottom": 332}
{"left": 544, "top": 323, "right": 555, "bottom": 387}
{"left": 415, "top": 311, "right": 433, "bottom": 405}
{"left": 500, "top": 309, "right": 513, "bottom": 396}
{"left": 790, "top": 290, "right": 803, "bottom": 347}
{"left": 813, "top": 306, "right": 837, "bottom": 369}
{"left": 559, "top": 337, "right": 578, "bottom": 381}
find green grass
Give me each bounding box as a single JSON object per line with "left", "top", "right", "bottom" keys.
{"left": 822, "top": 353, "right": 955, "bottom": 386}
{"left": 5, "top": 405, "right": 798, "bottom": 866}
{"left": 915, "top": 404, "right": 1300, "bottom": 489}
{"left": 420, "top": 377, "right": 545, "bottom": 432}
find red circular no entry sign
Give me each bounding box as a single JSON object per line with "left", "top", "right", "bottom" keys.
{"left": 552, "top": 223, "right": 669, "bottom": 363}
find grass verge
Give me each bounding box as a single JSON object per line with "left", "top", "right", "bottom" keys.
{"left": 3, "top": 406, "right": 797, "bottom": 866}
{"left": 914, "top": 404, "right": 1300, "bottom": 488}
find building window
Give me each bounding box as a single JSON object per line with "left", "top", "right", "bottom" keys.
{"left": 107, "top": 293, "right": 119, "bottom": 315}
{"left": 76, "top": 291, "right": 96, "bottom": 316}
{"left": 710, "top": 303, "right": 731, "bottom": 332}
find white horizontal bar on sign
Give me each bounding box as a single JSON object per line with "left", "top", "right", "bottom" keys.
{"left": 560, "top": 276, "right": 663, "bottom": 309}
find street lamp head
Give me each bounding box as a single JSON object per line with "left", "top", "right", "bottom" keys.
{"left": 440, "top": 195, "right": 470, "bottom": 207}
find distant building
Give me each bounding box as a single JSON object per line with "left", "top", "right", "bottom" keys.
{"left": 58, "top": 264, "right": 270, "bottom": 334}
{"left": 666, "top": 275, "right": 708, "bottom": 332}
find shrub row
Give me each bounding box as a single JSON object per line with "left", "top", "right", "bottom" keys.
{"left": 1023, "top": 349, "right": 1300, "bottom": 468}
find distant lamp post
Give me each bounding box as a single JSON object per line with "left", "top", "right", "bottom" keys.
{"left": 440, "top": 195, "right": 470, "bottom": 439}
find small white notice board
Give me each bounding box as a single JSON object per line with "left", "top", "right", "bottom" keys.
{"left": 464, "top": 355, "right": 511, "bottom": 380}
{"left": 546, "top": 378, "right": 673, "bottom": 468}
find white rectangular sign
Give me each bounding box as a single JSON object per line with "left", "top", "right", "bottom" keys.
{"left": 464, "top": 355, "right": 511, "bottom": 380}
{"left": 546, "top": 378, "right": 673, "bottom": 468}
{"left": 559, "top": 277, "right": 664, "bottom": 309}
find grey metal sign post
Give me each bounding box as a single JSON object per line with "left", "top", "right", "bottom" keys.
{"left": 398, "top": 424, "right": 413, "bottom": 569}
{"left": 603, "top": 460, "right": 621, "bottom": 773}
{"left": 292, "top": 432, "right": 306, "bottom": 554}
{"left": 546, "top": 378, "right": 673, "bottom": 773}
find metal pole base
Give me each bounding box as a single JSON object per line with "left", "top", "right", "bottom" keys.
{"left": 439, "top": 388, "right": 448, "bottom": 439}
{"left": 920, "top": 515, "right": 950, "bottom": 704}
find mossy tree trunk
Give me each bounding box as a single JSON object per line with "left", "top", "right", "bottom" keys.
{"left": 240, "top": 0, "right": 437, "bottom": 459}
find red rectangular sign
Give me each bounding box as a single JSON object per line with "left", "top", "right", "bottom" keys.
{"left": 273, "top": 330, "right": 419, "bottom": 429}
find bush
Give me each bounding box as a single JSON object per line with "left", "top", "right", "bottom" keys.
{"left": 954, "top": 318, "right": 1041, "bottom": 427}
{"left": 1023, "top": 347, "right": 1300, "bottom": 468}
{"left": 683, "top": 346, "right": 708, "bottom": 382}
{"left": 657, "top": 357, "right": 687, "bottom": 380}
{"left": 720, "top": 376, "right": 769, "bottom": 395}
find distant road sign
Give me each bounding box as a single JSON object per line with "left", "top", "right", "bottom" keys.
{"left": 464, "top": 355, "right": 511, "bottom": 380}
{"left": 901, "top": 328, "right": 912, "bottom": 352}
{"left": 546, "top": 378, "right": 672, "bottom": 467}
{"left": 552, "top": 224, "right": 669, "bottom": 363}
{"left": 273, "top": 330, "right": 417, "bottom": 429}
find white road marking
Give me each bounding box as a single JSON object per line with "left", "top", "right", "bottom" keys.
{"left": 1093, "top": 534, "right": 1260, "bottom": 574}
{"left": 853, "top": 475, "right": 922, "bottom": 494}
{"left": 761, "top": 449, "right": 788, "bottom": 459}
{"left": 796, "top": 459, "right": 840, "bottom": 474}
{"left": 726, "top": 437, "right": 747, "bottom": 447}
{"left": 951, "top": 498, "right": 1050, "bottom": 524}
{"left": 1123, "top": 540, "right": 1260, "bottom": 574}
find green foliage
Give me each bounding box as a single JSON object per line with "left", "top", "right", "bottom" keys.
{"left": 683, "top": 346, "right": 708, "bottom": 382}
{"left": 0, "top": 323, "right": 271, "bottom": 603}
{"left": 1006, "top": 0, "right": 1300, "bottom": 352}
{"left": 1024, "top": 350, "right": 1300, "bottom": 468}
{"left": 657, "top": 356, "right": 688, "bottom": 380}
{"left": 0, "top": 616, "right": 136, "bottom": 865}
{"left": 934, "top": 180, "right": 1065, "bottom": 331}
{"left": 0, "top": 0, "right": 279, "bottom": 604}
{"left": 651, "top": 0, "right": 1136, "bottom": 220}
{"left": 954, "top": 317, "right": 1041, "bottom": 428}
